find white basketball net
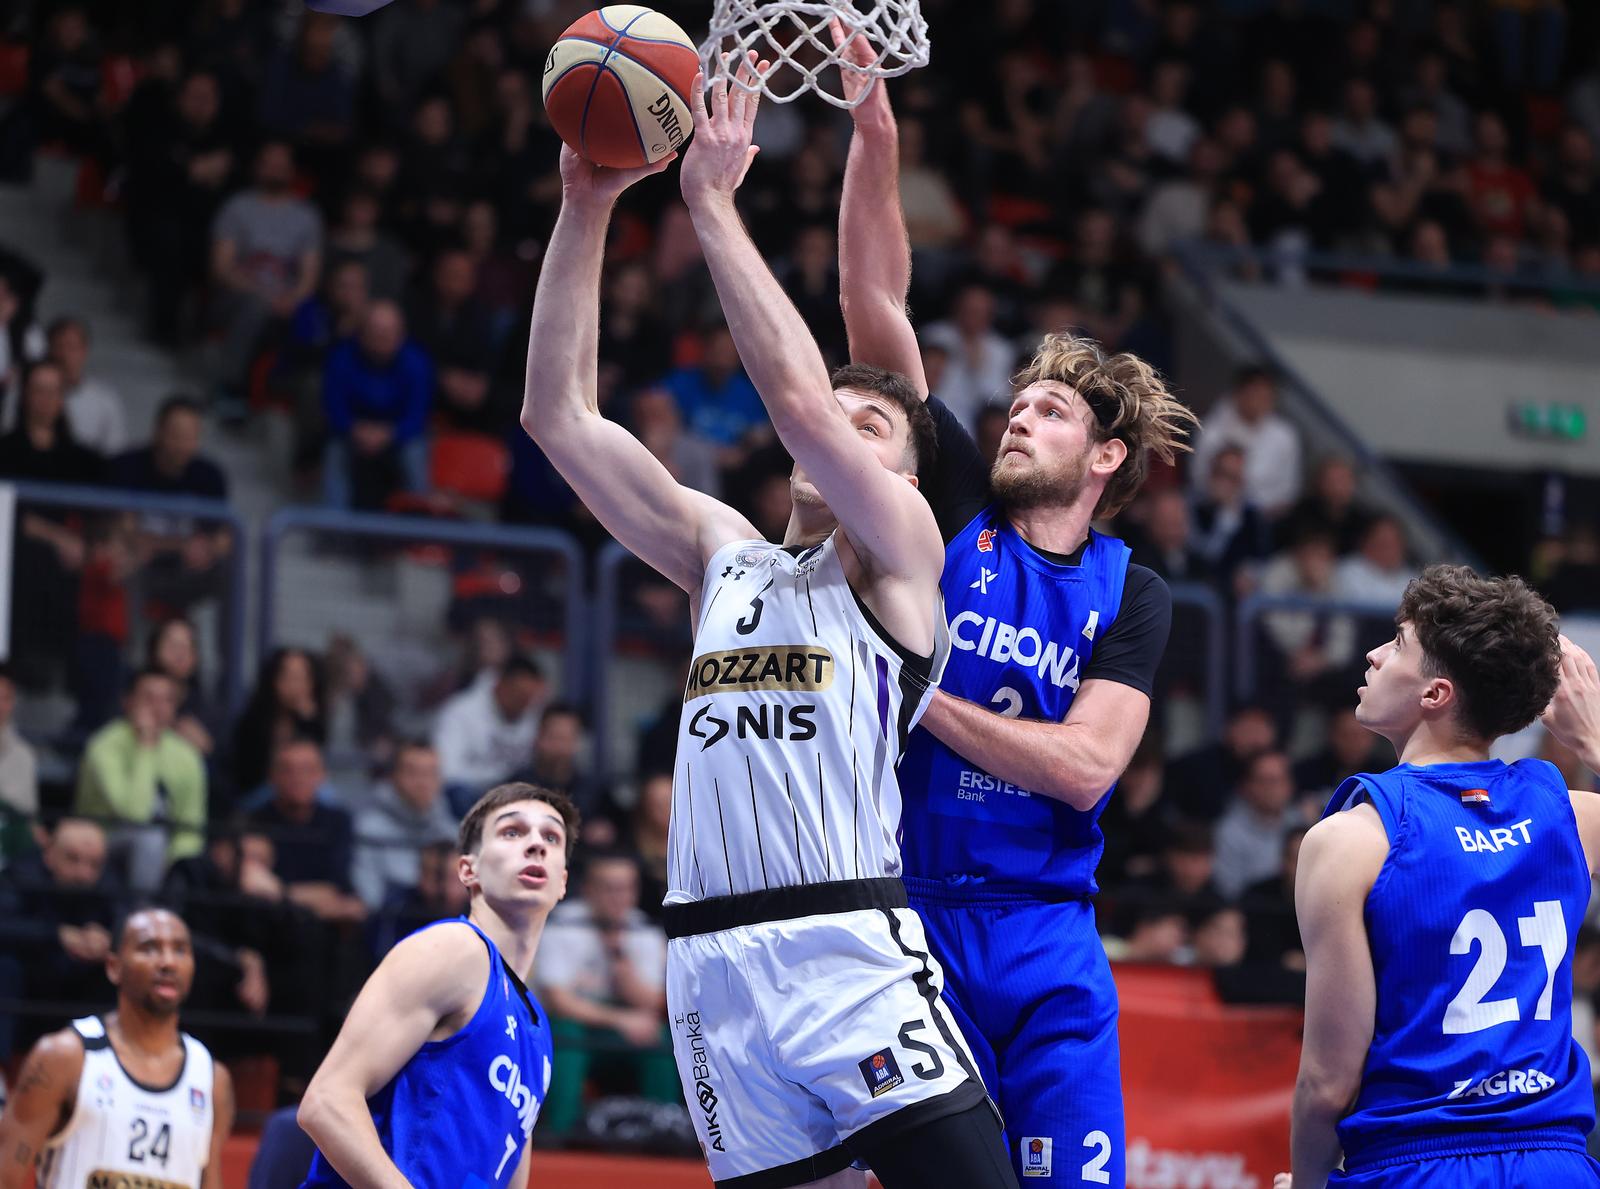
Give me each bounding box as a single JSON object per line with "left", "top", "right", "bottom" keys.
{"left": 700, "top": 0, "right": 930, "bottom": 108}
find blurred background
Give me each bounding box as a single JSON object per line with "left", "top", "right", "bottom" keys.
{"left": 0, "top": 0, "right": 1596, "bottom": 1182}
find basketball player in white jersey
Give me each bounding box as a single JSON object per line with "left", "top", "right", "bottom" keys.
{"left": 522, "top": 54, "right": 1016, "bottom": 1189}
{"left": 0, "top": 907, "right": 233, "bottom": 1189}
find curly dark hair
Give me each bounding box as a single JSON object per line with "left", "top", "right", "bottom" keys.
{"left": 1396, "top": 564, "right": 1562, "bottom": 742}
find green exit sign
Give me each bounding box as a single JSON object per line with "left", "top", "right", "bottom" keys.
{"left": 1507, "top": 401, "right": 1587, "bottom": 441}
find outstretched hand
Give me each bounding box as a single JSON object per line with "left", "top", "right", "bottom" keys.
{"left": 1543, "top": 634, "right": 1600, "bottom": 767}
{"left": 829, "top": 18, "right": 887, "bottom": 122}
{"left": 680, "top": 52, "right": 769, "bottom": 208}
{"left": 559, "top": 143, "right": 676, "bottom": 208}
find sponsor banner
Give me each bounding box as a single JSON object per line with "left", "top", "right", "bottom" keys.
{"left": 1117, "top": 964, "right": 1299, "bottom": 1189}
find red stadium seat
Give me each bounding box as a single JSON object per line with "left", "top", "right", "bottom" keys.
{"left": 0, "top": 42, "right": 27, "bottom": 95}
{"left": 430, "top": 431, "right": 509, "bottom": 504}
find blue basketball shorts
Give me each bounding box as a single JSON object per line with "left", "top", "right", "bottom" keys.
{"left": 1332, "top": 1147, "right": 1600, "bottom": 1187}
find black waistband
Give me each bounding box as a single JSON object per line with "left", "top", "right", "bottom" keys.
{"left": 663, "top": 877, "right": 907, "bottom": 939}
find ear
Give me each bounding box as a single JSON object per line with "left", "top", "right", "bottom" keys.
{"left": 106, "top": 952, "right": 122, "bottom": 989}
{"left": 457, "top": 852, "right": 479, "bottom": 894}
{"left": 1420, "top": 675, "right": 1456, "bottom": 717}
{"left": 1091, "top": 436, "right": 1128, "bottom": 477}
{"left": 901, "top": 471, "right": 921, "bottom": 490}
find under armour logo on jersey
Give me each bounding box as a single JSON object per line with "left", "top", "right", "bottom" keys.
{"left": 976, "top": 528, "right": 997, "bottom": 553}
{"left": 721, "top": 566, "right": 745, "bottom": 580}
{"left": 970, "top": 567, "right": 997, "bottom": 595}
{"left": 506, "top": 1015, "right": 517, "bottom": 1039}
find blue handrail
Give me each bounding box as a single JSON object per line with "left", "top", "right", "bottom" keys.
{"left": 258, "top": 507, "right": 587, "bottom": 703}
{"left": 1233, "top": 592, "right": 1399, "bottom": 702}
{"left": 592, "top": 540, "right": 635, "bottom": 780}
{"left": 5, "top": 480, "right": 249, "bottom": 719}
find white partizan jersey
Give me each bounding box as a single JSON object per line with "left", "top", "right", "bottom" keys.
{"left": 37, "top": 1017, "right": 215, "bottom": 1189}
{"left": 670, "top": 536, "right": 948, "bottom": 901}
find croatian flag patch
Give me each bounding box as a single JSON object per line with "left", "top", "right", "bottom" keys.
{"left": 1461, "top": 789, "right": 1491, "bottom": 806}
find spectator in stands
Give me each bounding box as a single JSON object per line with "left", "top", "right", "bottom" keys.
{"left": 123, "top": 69, "right": 235, "bottom": 345}
{"left": 629, "top": 387, "right": 721, "bottom": 498}
{"left": 0, "top": 817, "right": 118, "bottom": 1055}
{"left": 537, "top": 851, "right": 677, "bottom": 1134}
{"left": 1137, "top": 136, "right": 1224, "bottom": 256}
{"left": 322, "top": 632, "right": 398, "bottom": 775}
{"left": 210, "top": 140, "right": 323, "bottom": 411}
{"left": 257, "top": 12, "right": 356, "bottom": 152}
{"left": 370, "top": 838, "right": 469, "bottom": 958}
{"left": 778, "top": 223, "right": 848, "bottom": 366}
{"left": 321, "top": 300, "right": 433, "bottom": 510}
{"left": 1544, "top": 125, "right": 1600, "bottom": 249}
{"left": 406, "top": 248, "right": 498, "bottom": 433}
{"left": 248, "top": 738, "right": 364, "bottom": 924}
{"left": 1293, "top": 707, "right": 1388, "bottom": 812}
{"left": 1166, "top": 704, "right": 1278, "bottom": 822}
{"left": 1097, "top": 742, "right": 1171, "bottom": 888}
{"left": 1541, "top": 523, "right": 1600, "bottom": 614}
{"left": 920, "top": 283, "right": 1017, "bottom": 430}
{"left": 372, "top": 0, "right": 466, "bottom": 117}
{"left": 1129, "top": 819, "right": 1223, "bottom": 907}
{"left": 0, "top": 664, "right": 38, "bottom": 864}
{"left": 1046, "top": 209, "right": 1147, "bottom": 347}
{"left": 232, "top": 647, "right": 327, "bottom": 796}
{"left": 460, "top": 200, "right": 532, "bottom": 333}
{"left": 1146, "top": 60, "right": 1201, "bottom": 167}
{"left": 974, "top": 402, "right": 1008, "bottom": 468}
{"left": 144, "top": 617, "right": 221, "bottom": 763}
{"left": 660, "top": 324, "right": 771, "bottom": 475}
{"left": 1400, "top": 50, "right": 1473, "bottom": 158}
{"left": 1465, "top": 110, "right": 1539, "bottom": 243}
{"left": 32, "top": 317, "right": 126, "bottom": 456}
{"left": 1257, "top": 527, "right": 1359, "bottom": 706}
{"left": 351, "top": 740, "right": 456, "bottom": 911}
{"left": 1190, "top": 905, "right": 1247, "bottom": 969}
{"left": 75, "top": 668, "right": 207, "bottom": 892}
{"left": 596, "top": 263, "right": 673, "bottom": 398}
{"left": 1280, "top": 455, "right": 1372, "bottom": 555}
{"left": 1190, "top": 444, "right": 1273, "bottom": 594}
{"left": 896, "top": 116, "right": 965, "bottom": 254}
{"left": 432, "top": 655, "right": 545, "bottom": 813}
{"left": 109, "top": 395, "right": 228, "bottom": 500}
{"left": 626, "top": 772, "right": 672, "bottom": 922}
{"left": 1213, "top": 749, "right": 1298, "bottom": 900}
{"left": 1190, "top": 365, "right": 1302, "bottom": 519}
{"left": 1330, "top": 77, "right": 1397, "bottom": 177}
{"left": 507, "top": 702, "right": 604, "bottom": 824}
{"left": 1335, "top": 514, "right": 1418, "bottom": 605}
{"left": 25, "top": 6, "right": 103, "bottom": 157}
{"left": 325, "top": 189, "right": 410, "bottom": 303}
{"left": 0, "top": 271, "right": 46, "bottom": 419}
{"left": 1104, "top": 902, "right": 1190, "bottom": 965}
{"left": 0, "top": 359, "right": 103, "bottom": 481}
{"left": 1127, "top": 487, "right": 1209, "bottom": 584}
{"left": 1235, "top": 828, "right": 1309, "bottom": 1006}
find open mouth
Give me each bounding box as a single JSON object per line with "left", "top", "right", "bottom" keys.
{"left": 518, "top": 863, "right": 548, "bottom": 887}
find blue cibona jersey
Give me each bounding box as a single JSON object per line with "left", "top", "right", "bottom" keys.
{"left": 303, "top": 920, "right": 553, "bottom": 1189}
{"left": 1324, "top": 759, "right": 1594, "bottom": 1170}
{"left": 898, "top": 509, "right": 1130, "bottom": 898}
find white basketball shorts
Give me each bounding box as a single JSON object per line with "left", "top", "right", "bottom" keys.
{"left": 663, "top": 877, "right": 991, "bottom": 1187}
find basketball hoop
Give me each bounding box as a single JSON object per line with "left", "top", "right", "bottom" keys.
{"left": 700, "top": 0, "right": 930, "bottom": 108}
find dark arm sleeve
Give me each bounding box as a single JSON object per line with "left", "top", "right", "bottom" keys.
{"left": 1080, "top": 565, "right": 1172, "bottom": 697}
{"left": 923, "top": 395, "right": 993, "bottom": 543}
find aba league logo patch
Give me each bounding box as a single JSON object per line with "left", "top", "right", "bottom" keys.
{"left": 857, "top": 1049, "right": 904, "bottom": 1098}
{"left": 1022, "top": 1136, "right": 1052, "bottom": 1177}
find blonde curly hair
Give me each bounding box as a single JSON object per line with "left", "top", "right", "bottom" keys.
{"left": 1012, "top": 332, "right": 1199, "bottom": 518}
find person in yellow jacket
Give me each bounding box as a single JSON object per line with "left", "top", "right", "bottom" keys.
{"left": 75, "top": 667, "right": 206, "bottom": 891}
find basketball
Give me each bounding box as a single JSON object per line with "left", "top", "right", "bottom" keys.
{"left": 541, "top": 5, "right": 699, "bottom": 170}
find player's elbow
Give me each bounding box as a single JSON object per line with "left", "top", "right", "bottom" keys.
{"left": 296, "top": 1084, "right": 340, "bottom": 1145}
{"left": 1294, "top": 1063, "right": 1360, "bottom": 1120}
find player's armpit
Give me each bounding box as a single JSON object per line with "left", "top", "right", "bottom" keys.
{"left": 299, "top": 924, "right": 490, "bottom": 1189}
{"left": 1289, "top": 807, "right": 1387, "bottom": 1189}
{"left": 0, "top": 1029, "right": 84, "bottom": 1189}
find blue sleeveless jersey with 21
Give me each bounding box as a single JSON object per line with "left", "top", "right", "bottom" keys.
{"left": 302, "top": 919, "right": 553, "bottom": 1189}
{"left": 897, "top": 511, "right": 1130, "bottom": 896}
{"left": 1323, "top": 758, "right": 1594, "bottom": 1171}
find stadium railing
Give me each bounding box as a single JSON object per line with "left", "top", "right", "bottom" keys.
{"left": 1, "top": 479, "right": 248, "bottom": 721}
{"left": 1232, "top": 592, "right": 1406, "bottom": 703}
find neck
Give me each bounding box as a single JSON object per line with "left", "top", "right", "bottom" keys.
{"left": 1006, "top": 499, "right": 1096, "bottom": 556}
{"left": 108, "top": 1006, "right": 180, "bottom": 1054}
{"left": 783, "top": 506, "right": 834, "bottom": 549}
{"left": 468, "top": 897, "right": 546, "bottom": 982}
{"left": 1391, "top": 722, "right": 1491, "bottom": 767}
{"left": 26, "top": 422, "right": 55, "bottom": 449}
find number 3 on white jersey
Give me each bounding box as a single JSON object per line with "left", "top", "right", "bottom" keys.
{"left": 1443, "top": 900, "right": 1566, "bottom": 1034}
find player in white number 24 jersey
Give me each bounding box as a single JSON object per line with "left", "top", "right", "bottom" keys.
{"left": 522, "top": 53, "right": 1016, "bottom": 1189}
{"left": 0, "top": 907, "right": 233, "bottom": 1189}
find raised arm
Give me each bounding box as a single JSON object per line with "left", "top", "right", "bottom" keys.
{"left": 297, "top": 923, "right": 489, "bottom": 1189}
{"left": 680, "top": 60, "right": 941, "bottom": 585}
{"left": 520, "top": 148, "right": 758, "bottom": 594}
{"left": 1288, "top": 806, "right": 1387, "bottom": 1189}
{"left": 833, "top": 23, "right": 927, "bottom": 398}
{"left": 1544, "top": 636, "right": 1600, "bottom": 874}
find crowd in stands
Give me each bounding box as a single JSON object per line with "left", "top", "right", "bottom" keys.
{"left": 1, "top": 0, "right": 1599, "bottom": 1138}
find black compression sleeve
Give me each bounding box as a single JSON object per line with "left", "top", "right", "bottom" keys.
{"left": 923, "top": 395, "right": 993, "bottom": 543}
{"left": 1080, "top": 565, "right": 1172, "bottom": 696}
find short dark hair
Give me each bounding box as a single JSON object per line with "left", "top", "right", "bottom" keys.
{"left": 1163, "top": 819, "right": 1214, "bottom": 854}
{"left": 112, "top": 902, "right": 186, "bottom": 951}
{"left": 47, "top": 315, "right": 87, "bottom": 342}
{"left": 1233, "top": 364, "right": 1275, "bottom": 389}
{"left": 458, "top": 782, "right": 581, "bottom": 862}
{"left": 393, "top": 737, "right": 435, "bottom": 763}
{"left": 156, "top": 394, "right": 204, "bottom": 426}
{"left": 828, "top": 363, "right": 937, "bottom": 480}
{"left": 539, "top": 700, "right": 582, "bottom": 727}
{"left": 499, "top": 655, "right": 542, "bottom": 683}
{"left": 125, "top": 666, "right": 174, "bottom": 696}
{"left": 1396, "top": 564, "right": 1562, "bottom": 742}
